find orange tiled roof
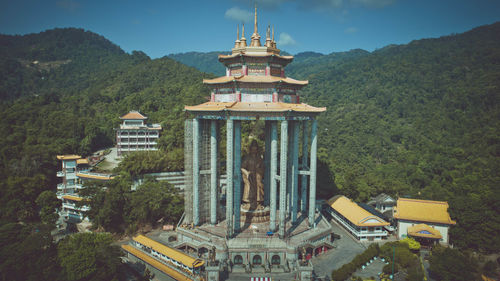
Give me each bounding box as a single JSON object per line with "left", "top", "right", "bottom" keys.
{"left": 56, "top": 155, "right": 81, "bottom": 160}
{"left": 76, "top": 172, "right": 115, "bottom": 180}
{"left": 62, "top": 195, "right": 84, "bottom": 201}
{"left": 407, "top": 223, "right": 442, "bottom": 239}
{"left": 185, "top": 102, "right": 326, "bottom": 113}
{"left": 203, "top": 75, "right": 308, "bottom": 86}
{"left": 120, "top": 111, "right": 147, "bottom": 120}
{"left": 76, "top": 159, "right": 89, "bottom": 165}
{"left": 394, "top": 198, "right": 456, "bottom": 225}
{"left": 327, "top": 195, "right": 389, "bottom": 227}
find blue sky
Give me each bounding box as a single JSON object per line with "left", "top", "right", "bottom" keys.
{"left": 1, "top": 0, "right": 499, "bottom": 58}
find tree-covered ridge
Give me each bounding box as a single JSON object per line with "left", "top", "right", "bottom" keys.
{"left": 0, "top": 28, "right": 210, "bottom": 227}
{"left": 168, "top": 51, "right": 227, "bottom": 76}
{"left": 298, "top": 22, "right": 500, "bottom": 251}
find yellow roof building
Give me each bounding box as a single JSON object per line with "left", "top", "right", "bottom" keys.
{"left": 56, "top": 155, "right": 81, "bottom": 160}
{"left": 393, "top": 198, "right": 456, "bottom": 225}
{"left": 133, "top": 235, "right": 204, "bottom": 269}
{"left": 327, "top": 195, "right": 389, "bottom": 227}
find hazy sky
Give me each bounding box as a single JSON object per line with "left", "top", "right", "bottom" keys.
{"left": 1, "top": 0, "right": 499, "bottom": 58}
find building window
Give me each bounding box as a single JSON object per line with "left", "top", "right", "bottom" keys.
{"left": 271, "top": 255, "right": 280, "bottom": 265}
{"left": 252, "top": 255, "right": 262, "bottom": 265}
{"left": 234, "top": 255, "right": 243, "bottom": 265}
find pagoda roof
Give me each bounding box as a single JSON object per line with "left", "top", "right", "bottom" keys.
{"left": 185, "top": 101, "right": 325, "bottom": 113}
{"left": 203, "top": 75, "right": 308, "bottom": 86}
{"left": 120, "top": 111, "right": 147, "bottom": 120}
{"left": 219, "top": 52, "right": 293, "bottom": 61}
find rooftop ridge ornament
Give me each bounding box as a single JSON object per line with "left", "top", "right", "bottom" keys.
{"left": 234, "top": 24, "right": 241, "bottom": 48}
{"left": 240, "top": 23, "right": 247, "bottom": 47}
{"left": 265, "top": 25, "right": 272, "bottom": 47}
{"left": 272, "top": 25, "right": 276, "bottom": 48}
{"left": 250, "top": 3, "right": 261, "bottom": 47}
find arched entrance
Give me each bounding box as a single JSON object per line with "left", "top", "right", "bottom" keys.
{"left": 234, "top": 255, "right": 243, "bottom": 265}
{"left": 271, "top": 255, "right": 281, "bottom": 265}
{"left": 252, "top": 255, "right": 262, "bottom": 265}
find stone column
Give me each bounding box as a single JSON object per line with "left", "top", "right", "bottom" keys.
{"left": 301, "top": 121, "right": 309, "bottom": 213}
{"left": 234, "top": 121, "right": 242, "bottom": 232}
{"left": 226, "top": 119, "right": 234, "bottom": 237}
{"left": 291, "top": 121, "right": 300, "bottom": 223}
{"left": 279, "top": 120, "right": 288, "bottom": 237}
{"left": 269, "top": 121, "right": 278, "bottom": 232}
{"left": 308, "top": 119, "right": 318, "bottom": 227}
{"left": 264, "top": 121, "right": 271, "bottom": 206}
{"left": 193, "top": 118, "right": 200, "bottom": 226}
{"left": 210, "top": 120, "right": 217, "bottom": 225}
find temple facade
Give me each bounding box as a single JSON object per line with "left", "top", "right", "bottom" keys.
{"left": 175, "top": 7, "right": 333, "bottom": 279}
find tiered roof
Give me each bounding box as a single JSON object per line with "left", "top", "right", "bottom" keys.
{"left": 185, "top": 102, "right": 325, "bottom": 113}
{"left": 120, "top": 110, "right": 147, "bottom": 120}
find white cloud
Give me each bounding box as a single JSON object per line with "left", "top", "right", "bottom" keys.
{"left": 277, "top": 32, "right": 296, "bottom": 46}
{"left": 225, "top": 7, "right": 253, "bottom": 23}
{"left": 344, "top": 27, "right": 358, "bottom": 33}
{"left": 57, "top": 0, "right": 80, "bottom": 12}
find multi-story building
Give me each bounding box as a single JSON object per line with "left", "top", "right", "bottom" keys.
{"left": 56, "top": 155, "right": 114, "bottom": 222}
{"left": 116, "top": 111, "right": 162, "bottom": 156}
{"left": 326, "top": 195, "right": 390, "bottom": 241}
{"left": 394, "top": 198, "right": 456, "bottom": 245}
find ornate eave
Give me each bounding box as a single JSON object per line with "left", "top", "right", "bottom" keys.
{"left": 185, "top": 101, "right": 325, "bottom": 114}
{"left": 203, "top": 75, "right": 308, "bottom": 87}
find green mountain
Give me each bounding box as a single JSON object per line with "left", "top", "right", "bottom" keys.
{"left": 0, "top": 23, "right": 499, "bottom": 254}
{"left": 168, "top": 51, "right": 227, "bottom": 76}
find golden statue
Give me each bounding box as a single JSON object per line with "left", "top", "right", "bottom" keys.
{"left": 241, "top": 140, "right": 264, "bottom": 209}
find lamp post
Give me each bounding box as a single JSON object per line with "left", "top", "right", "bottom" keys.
{"left": 392, "top": 245, "right": 395, "bottom": 280}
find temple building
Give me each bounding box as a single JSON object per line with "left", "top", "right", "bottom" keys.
{"left": 56, "top": 155, "right": 114, "bottom": 222}
{"left": 173, "top": 7, "right": 332, "bottom": 279}
{"left": 393, "top": 198, "right": 456, "bottom": 245}
{"left": 326, "top": 195, "right": 390, "bottom": 241}
{"left": 116, "top": 111, "right": 161, "bottom": 156}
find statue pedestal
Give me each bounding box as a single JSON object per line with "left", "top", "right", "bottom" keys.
{"left": 240, "top": 205, "right": 270, "bottom": 223}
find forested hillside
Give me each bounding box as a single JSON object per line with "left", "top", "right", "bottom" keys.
{"left": 0, "top": 22, "right": 499, "bottom": 260}
{"left": 168, "top": 22, "right": 500, "bottom": 252}
{"left": 0, "top": 28, "right": 209, "bottom": 225}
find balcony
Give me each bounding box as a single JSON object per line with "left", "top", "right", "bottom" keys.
{"left": 62, "top": 202, "right": 90, "bottom": 212}
{"left": 57, "top": 171, "right": 65, "bottom": 177}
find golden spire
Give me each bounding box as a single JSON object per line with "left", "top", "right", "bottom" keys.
{"left": 234, "top": 25, "right": 241, "bottom": 48}
{"left": 250, "top": 3, "right": 261, "bottom": 47}
{"left": 272, "top": 25, "right": 276, "bottom": 48}
{"left": 240, "top": 23, "right": 247, "bottom": 47}
{"left": 254, "top": 4, "right": 258, "bottom": 35}
{"left": 265, "top": 25, "right": 272, "bottom": 47}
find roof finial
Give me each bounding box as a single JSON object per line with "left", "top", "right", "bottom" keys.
{"left": 234, "top": 24, "right": 241, "bottom": 48}
{"left": 272, "top": 25, "right": 276, "bottom": 48}
{"left": 265, "top": 25, "right": 272, "bottom": 47}
{"left": 250, "top": 2, "right": 261, "bottom": 47}
{"left": 254, "top": 3, "right": 258, "bottom": 35}
{"left": 240, "top": 23, "right": 247, "bottom": 47}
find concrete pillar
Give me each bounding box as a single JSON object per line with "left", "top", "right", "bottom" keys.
{"left": 234, "top": 121, "right": 242, "bottom": 232}
{"left": 226, "top": 119, "right": 234, "bottom": 237}
{"left": 291, "top": 121, "right": 300, "bottom": 223}
{"left": 308, "top": 119, "right": 318, "bottom": 227}
{"left": 301, "top": 121, "right": 309, "bottom": 213}
{"left": 269, "top": 121, "right": 278, "bottom": 232}
{"left": 210, "top": 120, "right": 217, "bottom": 225}
{"left": 286, "top": 124, "right": 292, "bottom": 217}
{"left": 264, "top": 121, "right": 271, "bottom": 206}
{"left": 193, "top": 118, "right": 200, "bottom": 226}
{"left": 279, "top": 120, "right": 288, "bottom": 237}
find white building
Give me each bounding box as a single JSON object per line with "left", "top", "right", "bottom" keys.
{"left": 116, "top": 111, "right": 161, "bottom": 156}
{"left": 326, "top": 195, "right": 390, "bottom": 241}
{"left": 393, "top": 198, "right": 456, "bottom": 245}
{"left": 367, "top": 193, "right": 396, "bottom": 213}
{"left": 56, "top": 155, "right": 114, "bottom": 222}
